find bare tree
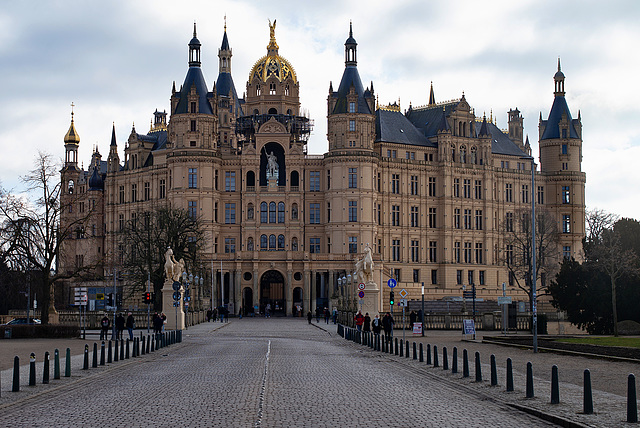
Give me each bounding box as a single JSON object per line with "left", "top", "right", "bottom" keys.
{"left": 584, "top": 208, "right": 618, "bottom": 249}
{"left": 502, "top": 208, "right": 559, "bottom": 311}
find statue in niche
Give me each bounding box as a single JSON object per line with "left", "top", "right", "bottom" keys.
{"left": 263, "top": 146, "right": 279, "bottom": 178}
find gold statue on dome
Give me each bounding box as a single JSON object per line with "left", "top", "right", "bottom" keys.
{"left": 269, "top": 19, "right": 276, "bottom": 39}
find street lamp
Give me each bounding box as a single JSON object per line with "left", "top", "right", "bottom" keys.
{"left": 522, "top": 154, "right": 538, "bottom": 353}
{"left": 346, "top": 274, "right": 352, "bottom": 310}
{"left": 421, "top": 282, "right": 425, "bottom": 337}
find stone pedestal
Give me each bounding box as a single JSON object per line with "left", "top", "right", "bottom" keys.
{"left": 162, "top": 279, "right": 185, "bottom": 331}
{"left": 360, "top": 281, "right": 380, "bottom": 316}
{"left": 267, "top": 175, "right": 278, "bottom": 190}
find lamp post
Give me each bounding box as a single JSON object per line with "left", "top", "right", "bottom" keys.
{"left": 521, "top": 154, "right": 537, "bottom": 353}
{"left": 347, "top": 273, "right": 352, "bottom": 311}
{"left": 421, "top": 282, "right": 425, "bottom": 337}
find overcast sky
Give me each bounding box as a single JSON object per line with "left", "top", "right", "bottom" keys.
{"left": 1, "top": 0, "right": 639, "bottom": 219}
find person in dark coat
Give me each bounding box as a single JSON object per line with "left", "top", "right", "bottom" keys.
{"left": 100, "top": 315, "right": 110, "bottom": 340}
{"left": 153, "top": 312, "right": 163, "bottom": 334}
{"left": 409, "top": 310, "right": 417, "bottom": 330}
{"left": 371, "top": 314, "right": 382, "bottom": 335}
{"left": 382, "top": 312, "right": 394, "bottom": 339}
{"left": 126, "top": 312, "right": 135, "bottom": 340}
{"left": 363, "top": 313, "right": 371, "bottom": 332}
{"left": 115, "top": 313, "right": 125, "bottom": 340}
{"left": 307, "top": 311, "right": 312, "bottom": 324}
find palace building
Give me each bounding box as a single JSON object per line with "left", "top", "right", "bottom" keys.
{"left": 58, "top": 21, "right": 585, "bottom": 316}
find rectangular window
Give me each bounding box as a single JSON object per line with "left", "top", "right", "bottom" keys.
{"left": 464, "top": 209, "right": 472, "bottom": 230}
{"left": 431, "top": 269, "right": 438, "bottom": 285}
{"left": 327, "top": 170, "right": 331, "bottom": 190}
{"left": 349, "top": 102, "right": 356, "bottom": 113}
{"left": 562, "top": 185, "right": 570, "bottom": 204}
{"left": 225, "top": 171, "right": 236, "bottom": 192}
{"left": 413, "top": 269, "right": 420, "bottom": 283}
{"left": 464, "top": 242, "right": 472, "bottom": 263}
{"left": 410, "top": 206, "right": 419, "bottom": 227}
{"left": 190, "top": 120, "right": 196, "bottom": 132}
{"left": 563, "top": 245, "right": 571, "bottom": 259}
{"left": 392, "top": 239, "right": 401, "bottom": 261}
{"left": 377, "top": 204, "right": 381, "bottom": 225}
{"left": 188, "top": 168, "right": 198, "bottom": 189}
{"left": 479, "top": 270, "right": 485, "bottom": 285}
{"left": 411, "top": 175, "right": 419, "bottom": 195}
{"left": 475, "top": 210, "right": 483, "bottom": 230}
{"left": 463, "top": 179, "right": 471, "bottom": 198}
{"left": 119, "top": 186, "right": 125, "bottom": 203}
{"left": 563, "top": 214, "right": 571, "bottom": 233}
{"left": 310, "top": 238, "right": 320, "bottom": 254}
{"left": 428, "top": 177, "right": 436, "bottom": 197}
{"left": 506, "top": 212, "right": 514, "bottom": 232}
{"left": 562, "top": 143, "right": 568, "bottom": 154}
{"left": 349, "top": 120, "right": 356, "bottom": 132}
{"left": 159, "top": 179, "right": 166, "bottom": 199}
{"left": 225, "top": 203, "right": 236, "bottom": 224}
{"left": 310, "top": 171, "right": 320, "bottom": 192}
{"left": 131, "top": 183, "right": 137, "bottom": 202}
{"left": 348, "top": 168, "right": 357, "bottom": 188}
{"left": 505, "top": 183, "right": 513, "bottom": 202}
{"left": 224, "top": 238, "right": 236, "bottom": 253}
{"left": 453, "top": 178, "right": 460, "bottom": 198}
{"left": 537, "top": 186, "right": 544, "bottom": 205}
{"left": 454, "top": 208, "right": 461, "bottom": 229}
{"left": 506, "top": 244, "right": 514, "bottom": 265}
{"left": 456, "top": 270, "right": 463, "bottom": 285}
{"left": 377, "top": 172, "right": 381, "bottom": 192}
{"left": 119, "top": 214, "right": 124, "bottom": 231}
{"left": 188, "top": 200, "right": 197, "bottom": 219}
{"left": 327, "top": 202, "right": 331, "bottom": 223}
{"left": 392, "top": 174, "right": 400, "bottom": 194}
{"left": 392, "top": 205, "right": 400, "bottom": 226}
{"left": 411, "top": 240, "right": 419, "bottom": 262}
{"left": 468, "top": 270, "right": 474, "bottom": 286}
{"left": 310, "top": 203, "right": 320, "bottom": 224}
{"left": 454, "top": 242, "right": 461, "bottom": 263}
{"left": 474, "top": 180, "right": 482, "bottom": 199}
{"left": 349, "top": 236, "right": 357, "bottom": 254}
{"left": 349, "top": 201, "right": 358, "bottom": 222}
{"left": 144, "top": 182, "right": 150, "bottom": 201}
{"left": 429, "top": 241, "right": 437, "bottom": 263}
{"left": 475, "top": 243, "right": 483, "bottom": 264}
{"left": 394, "top": 269, "right": 401, "bottom": 281}
{"left": 429, "top": 208, "right": 436, "bottom": 228}
{"left": 522, "top": 185, "right": 529, "bottom": 203}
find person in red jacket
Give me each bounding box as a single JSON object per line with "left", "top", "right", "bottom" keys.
{"left": 354, "top": 311, "right": 364, "bottom": 331}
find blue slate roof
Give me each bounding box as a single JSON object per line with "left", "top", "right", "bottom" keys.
{"left": 221, "top": 31, "right": 229, "bottom": 50}
{"left": 216, "top": 72, "right": 244, "bottom": 116}
{"left": 173, "top": 67, "right": 213, "bottom": 115}
{"left": 475, "top": 121, "right": 528, "bottom": 156}
{"left": 332, "top": 66, "right": 371, "bottom": 114}
{"left": 406, "top": 102, "right": 459, "bottom": 138}
{"left": 540, "top": 95, "right": 579, "bottom": 140}
{"left": 375, "top": 109, "right": 435, "bottom": 147}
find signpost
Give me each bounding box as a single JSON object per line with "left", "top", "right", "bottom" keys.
{"left": 74, "top": 287, "right": 88, "bottom": 339}
{"left": 387, "top": 278, "right": 397, "bottom": 288}
{"left": 463, "top": 319, "right": 476, "bottom": 340}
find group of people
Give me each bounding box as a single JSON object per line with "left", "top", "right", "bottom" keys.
{"left": 354, "top": 311, "right": 395, "bottom": 338}
{"left": 100, "top": 312, "right": 142, "bottom": 341}
{"left": 152, "top": 312, "right": 167, "bottom": 334}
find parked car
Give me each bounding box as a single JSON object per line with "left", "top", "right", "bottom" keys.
{"left": 4, "top": 318, "right": 41, "bottom": 325}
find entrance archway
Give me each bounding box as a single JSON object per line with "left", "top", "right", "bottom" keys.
{"left": 292, "top": 286, "right": 303, "bottom": 317}
{"left": 242, "top": 287, "right": 253, "bottom": 317}
{"left": 260, "top": 270, "right": 285, "bottom": 316}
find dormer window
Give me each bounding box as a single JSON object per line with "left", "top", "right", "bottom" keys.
{"left": 285, "top": 85, "right": 290, "bottom": 96}
{"left": 349, "top": 102, "right": 356, "bottom": 113}
{"left": 256, "top": 86, "right": 262, "bottom": 96}
{"left": 562, "top": 144, "right": 568, "bottom": 155}
{"left": 190, "top": 102, "right": 196, "bottom": 113}
{"left": 269, "top": 83, "right": 276, "bottom": 95}
{"left": 562, "top": 129, "right": 567, "bottom": 139}
{"left": 68, "top": 180, "right": 74, "bottom": 194}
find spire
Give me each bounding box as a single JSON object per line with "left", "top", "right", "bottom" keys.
{"left": 437, "top": 107, "right": 451, "bottom": 133}
{"left": 344, "top": 21, "right": 357, "bottom": 66}
{"left": 219, "top": 18, "right": 232, "bottom": 74}
{"left": 188, "top": 22, "right": 201, "bottom": 67}
{"left": 554, "top": 57, "right": 565, "bottom": 96}
{"left": 64, "top": 104, "right": 80, "bottom": 144}
{"left": 478, "top": 114, "right": 490, "bottom": 137}
{"left": 428, "top": 82, "right": 435, "bottom": 106}
{"left": 220, "top": 16, "right": 230, "bottom": 51}
{"left": 267, "top": 19, "right": 278, "bottom": 55}
{"left": 110, "top": 122, "right": 117, "bottom": 146}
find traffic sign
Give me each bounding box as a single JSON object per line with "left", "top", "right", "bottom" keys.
{"left": 172, "top": 291, "right": 181, "bottom": 301}
{"left": 387, "top": 278, "right": 397, "bottom": 288}
{"left": 358, "top": 290, "right": 365, "bottom": 299}
{"left": 399, "top": 288, "right": 408, "bottom": 298}
{"left": 358, "top": 283, "right": 365, "bottom": 290}
{"left": 497, "top": 296, "right": 512, "bottom": 305}
{"left": 172, "top": 281, "right": 181, "bottom": 291}
{"left": 398, "top": 299, "right": 407, "bottom": 307}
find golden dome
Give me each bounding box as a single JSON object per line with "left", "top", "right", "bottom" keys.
{"left": 248, "top": 20, "right": 297, "bottom": 84}
{"left": 64, "top": 112, "right": 80, "bottom": 145}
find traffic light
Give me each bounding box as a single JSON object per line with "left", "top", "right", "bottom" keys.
{"left": 143, "top": 292, "right": 151, "bottom": 304}
{"left": 107, "top": 293, "right": 113, "bottom": 306}
{"left": 389, "top": 291, "right": 395, "bottom": 306}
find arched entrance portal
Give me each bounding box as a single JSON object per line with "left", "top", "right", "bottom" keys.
{"left": 242, "top": 287, "right": 253, "bottom": 317}
{"left": 260, "top": 270, "right": 285, "bottom": 316}
{"left": 292, "top": 287, "right": 303, "bottom": 317}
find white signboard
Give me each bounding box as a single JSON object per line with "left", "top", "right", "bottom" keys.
{"left": 497, "top": 296, "right": 512, "bottom": 305}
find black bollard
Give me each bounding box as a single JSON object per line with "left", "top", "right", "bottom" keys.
{"left": 413, "top": 342, "right": 417, "bottom": 360}
{"left": 475, "top": 352, "right": 482, "bottom": 382}
{"left": 114, "top": 339, "right": 119, "bottom": 361}
{"left": 92, "top": 343, "right": 98, "bottom": 368}
{"left": 12, "top": 356, "right": 19, "bottom": 392}
{"left": 29, "top": 353, "right": 36, "bottom": 386}
{"left": 433, "top": 345, "right": 439, "bottom": 368}
{"left": 405, "top": 341, "right": 409, "bottom": 358}
{"left": 151, "top": 335, "right": 155, "bottom": 352}
{"left": 43, "top": 352, "right": 50, "bottom": 384}
{"left": 146, "top": 335, "right": 150, "bottom": 354}
{"left": 395, "top": 338, "right": 398, "bottom": 355}
{"left": 506, "top": 358, "right": 514, "bottom": 392}
{"left": 628, "top": 374, "right": 637, "bottom": 423}
{"left": 65, "top": 348, "right": 71, "bottom": 377}
{"left": 452, "top": 347, "right": 458, "bottom": 374}
{"left": 583, "top": 369, "right": 593, "bottom": 414}
{"left": 100, "top": 342, "right": 105, "bottom": 365}
{"left": 551, "top": 365, "right": 559, "bottom": 404}
{"left": 120, "top": 338, "right": 125, "bottom": 358}
{"left": 54, "top": 349, "right": 60, "bottom": 380}
{"left": 463, "top": 349, "right": 469, "bottom": 378}
{"left": 108, "top": 340, "right": 113, "bottom": 363}
{"left": 419, "top": 343, "right": 424, "bottom": 362}
{"left": 141, "top": 337, "right": 146, "bottom": 355}
{"left": 133, "top": 338, "right": 137, "bottom": 357}
{"left": 490, "top": 355, "right": 497, "bottom": 386}
{"left": 426, "top": 344, "right": 431, "bottom": 365}
{"left": 526, "top": 362, "right": 534, "bottom": 398}
{"left": 400, "top": 339, "right": 404, "bottom": 357}
{"left": 83, "top": 344, "right": 89, "bottom": 370}
{"left": 443, "top": 347, "right": 448, "bottom": 371}
{"left": 125, "top": 339, "right": 130, "bottom": 359}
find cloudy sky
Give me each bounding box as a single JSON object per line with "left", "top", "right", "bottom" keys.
{"left": 1, "top": 0, "right": 639, "bottom": 218}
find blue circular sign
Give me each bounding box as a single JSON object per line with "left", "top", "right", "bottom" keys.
{"left": 387, "top": 278, "right": 397, "bottom": 288}
{"left": 358, "top": 291, "right": 365, "bottom": 299}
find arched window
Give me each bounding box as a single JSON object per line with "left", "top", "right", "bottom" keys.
{"left": 470, "top": 147, "right": 477, "bottom": 164}
{"left": 460, "top": 146, "right": 467, "bottom": 163}
{"left": 269, "top": 202, "right": 276, "bottom": 223}
{"left": 247, "top": 203, "right": 254, "bottom": 220}
{"left": 269, "top": 234, "right": 276, "bottom": 250}
{"left": 286, "top": 109, "right": 292, "bottom": 115}
{"left": 247, "top": 237, "right": 254, "bottom": 251}
{"left": 269, "top": 82, "right": 276, "bottom": 95}
{"left": 256, "top": 86, "right": 261, "bottom": 96}
{"left": 459, "top": 121, "right": 463, "bottom": 136}
{"left": 260, "top": 202, "right": 268, "bottom": 223}
{"left": 450, "top": 144, "right": 456, "bottom": 162}
{"left": 278, "top": 234, "right": 285, "bottom": 250}
{"left": 268, "top": 107, "right": 277, "bottom": 115}
{"left": 291, "top": 203, "right": 298, "bottom": 220}
{"left": 68, "top": 180, "right": 75, "bottom": 194}
{"left": 260, "top": 234, "right": 268, "bottom": 250}
{"left": 278, "top": 202, "right": 285, "bottom": 223}
{"left": 290, "top": 170, "right": 299, "bottom": 187}
{"left": 291, "top": 237, "right": 298, "bottom": 251}
{"left": 246, "top": 171, "right": 255, "bottom": 187}
{"left": 285, "top": 85, "right": 290, "bottom": 96}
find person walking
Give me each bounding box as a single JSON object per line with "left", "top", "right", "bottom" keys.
{"left": 324, "top": 307, "right": 330, "bottom": 324}
{"left": 382, "top": 312, "right": 394, "bottom": 339}
{"left": 372, "top": 314, "right": 382, "bottom": 335}
{"left": 115, "top": 313, "right": 125, "bottom": 340}
{"left": 363, "top": 312, "right": 371, "bottom": 332}
{"left": 354, "top": 311, "right": 364, "bottom": 332}
{"left": 307, "top": 311, "right": 312, "bottom": 324}
{"left": 126, "top": 312, "right": 135, "bottom": 340}
{"left": 100, "top": 315, "right": 110, "bottom": 340}
{"left": 409, "top": 310, "right": 417, "bottom": 330}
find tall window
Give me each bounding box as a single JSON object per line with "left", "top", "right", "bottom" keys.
{"left": 225, "top": 203, "right": 236, "bottom": 224}
{"left": 464, "top": 242, "right": 472, "bottom": 263}
{"left": 474, "top": 180, "right": 482, "bottom": 199}
{"left": 475, "top": 243, "right": 483, "bottom": 264}
{"left": 131, "top": 183, "right": 137, "bottom": 202}
{"left": 224, "top": 238, "right": 236, "bottom": 253}
{"left": 537, "top": 186, "right": 544, "bottom": 205}
{"left": 463, "top": 179, "right": 471, "bottom": 198}
{"left": 144, "top": 182, "right": 150, "bottom": 201}
{"left": 310, "top": 171, "right": 320, "bottom": 191}
{"left": 454, "top": 208, "right": 461, "bottom": 229}
{"left": 119, "top": 186, "right": 125, "bottom": 203}
{"left": 413, "top": 269, "right": 420, "bottom": 283}
{"left": 454, "top": 242, "right": 461, "bottom": 263}
{"left": 119, "top": 214, "right": 124, "bottom": 231}
{"left": 453, "top": 178, "right": 460, "bottom": 198}
{"left": 457, "top": 270, "right": 463, "bottom": 285}
{"left": 349, "top": 102, "right": 356, "bottom": 113}
{"left": 260, "top": 235, "right": 268, "bottom": 250}
{"left": 563, "top": 245, "right": 571, "bottom": 259}
{"left": 260, "top": 202, "right": 268, "bottom": 223}
{"left": 431, "top": 269, "right": 438, "bottom": 285}
{"left": 278, "top": 202, "right": 285, "bottom": 223}
{"left": 225, "top": 171, "right": 236, "bottom": 192}
{"left": 429, "top": 241, "right": 437, "bottom": 263}
{"left": 562, "top": 186, "right": 570, "bottom": 204}
{"left": 188, "top": 200, "right": 197, "bottom": 219}
{"left": 410, "top": 206, "right": 419, "bottom": 227}
{"left": 563, "top": 214, "right": 571, "bottom": 233}
{"left": 159, "top": 179, "right": 166, "bottom": 199}
{"left": 310, "top": 237, "right": 320, "bottom": 253}
{"left": 392, "top": 174, "right": 400, "bottom": 194}
{"left": 278, "top": 235, "right": 285, "bottom": 250}
{"left": 349, "top": 120, "right": 356, "bottom": 131}
{"left": 411, "top": 176, "right": 419, "bottom": 195}
{"left": 468, "top": 270, "right": 474, "bottom": 286}
{"left": 269, "top": 202, "right": 276, "bottom": 223}
{"left": 429, "top": 208, "right": 436, "bottom": 228}
{"left": 475, "top": 210, "right": 483, "bottom": 230}
{"left": 411, "top": 240, "right": 419, "bottom": 262}
{"left": 428, "top": 177, "right": 436, "bottom": 197}
{"left": 506, "top": 212, "right": 514, "bottom": 232}
{"left": 348, "top": 168, "right": 357, "bottom": 188}
{"left": 392, "top": 239, "right": 400, "bottom": 261}
{"left": 479, "top": 271, "right": 485, "bottom": 285}
{"left": 464, "top": 209, "right": 472, "bottom": 229}
{"left": 505, "top": 183, "right": 513, "bottom": 202}
{"left": 190, "top": 120, "right": 196, "bottom": 132}
{"left": 521, "top": 185, "right": 529, "bottom": 203}
{"left": 391, "top": 205, "right": 400, "bottom": 226}
{"left": 188, "top": 168, "right": 198, "bottom": 188}
{"left": 349, "top": 236, "right": 358, "bottom": 253}
{"left": 506, "top": 244, "right": 514, "bottom": 265}
{"left": 269, "top": 235, "right": 276, "bottom": 250}
{"left": 310, "top": 203, "right": 320, "bottom": 224}
{"left": 349, "top": 201, "right": 358, "bottom": 222}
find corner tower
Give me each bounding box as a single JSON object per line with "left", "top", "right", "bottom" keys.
{"left": 215, "top": 20, "right": 243, "bottom": 150}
